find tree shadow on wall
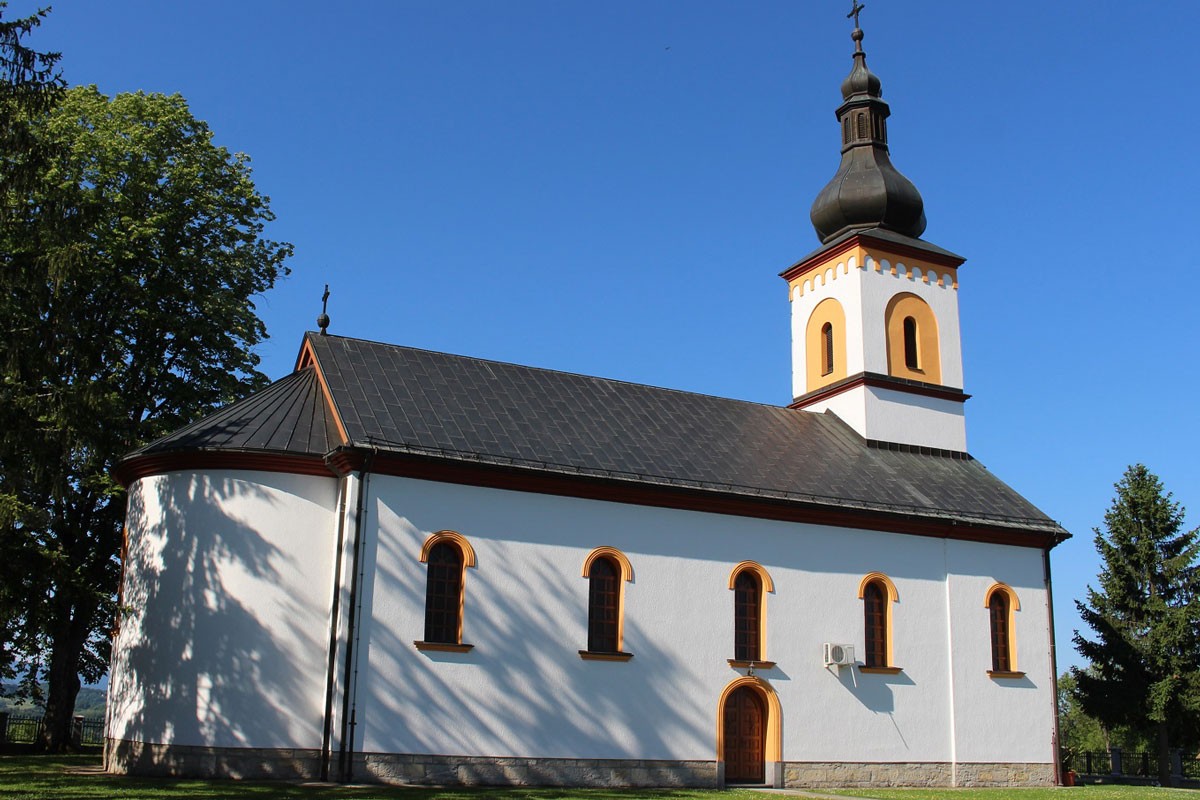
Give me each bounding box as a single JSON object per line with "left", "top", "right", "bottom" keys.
{"left": 358, "top": 528, "right": 713, "bottom": 784}
{"left": 109, "top": 473, "right": 327, "bottom": 775}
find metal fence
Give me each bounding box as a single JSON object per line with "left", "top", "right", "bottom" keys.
{"left": 1063, "top": 748, "right": 1200, "bottom": 784}
{"left": 0, "top": 712, "right": 103, "bottom": 747}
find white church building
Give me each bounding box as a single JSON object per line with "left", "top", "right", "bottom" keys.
{"left": 105, "top": 17, "right": 1068, "bottom": 789}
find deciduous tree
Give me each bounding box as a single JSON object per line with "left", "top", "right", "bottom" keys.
{"left": 0, "top": 85, "right": 291, "bottom": 750}
{"left": 1072, "top": 465, "right": 1200, "bottom": 786}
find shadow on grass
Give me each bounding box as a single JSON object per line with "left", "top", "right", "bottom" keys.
{"left": 1, "top": 755, "right": 769, "bottom": 800}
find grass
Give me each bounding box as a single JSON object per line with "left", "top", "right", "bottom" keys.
{"left": 1, "top": 756, "right": 1197, "bottom": 800}
{"left": 825, "top": 788, "right": 1200, "bottom": 799}
{"left": 0, "top": 755, "right": 766, "bottom": 800}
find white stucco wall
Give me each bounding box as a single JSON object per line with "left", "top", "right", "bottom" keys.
{"left": 108, "top": 470, "right": 338, "bottom": 750}
{"left": 804, "top": 385, "right": 968, "bottom": 452}
{"left": 109, "top": 466, "right": 1055, "bottom": 771}
{"left": 348, "top": 474, "right": 1054, "bottom": 767}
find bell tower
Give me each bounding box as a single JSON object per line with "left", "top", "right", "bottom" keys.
{"left": 783, "top": 9, "right": 969, "bottom": 452}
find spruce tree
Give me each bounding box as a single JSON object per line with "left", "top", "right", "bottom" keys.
{"left": 1072, "top": 465, "right": 1200, "bottom": 786}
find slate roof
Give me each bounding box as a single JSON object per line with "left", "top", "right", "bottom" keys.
{"left": 124, "top": 333, "right": 1064, "bottom": 537}
{"left": 128, "top": 366, "right": 340, "bottom": 458}
{"left": 784, "top": 226, "right": 966, "bottom": 274}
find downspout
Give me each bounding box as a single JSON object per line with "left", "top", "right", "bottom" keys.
{"left": 319, "top": 474, "right": 351, "bottom": 781}
{"left": 337, "top": 449, "right": 374, "bottom": 783}
{"left": 1044, "top": 544, "right": 1062, "bottom": 786}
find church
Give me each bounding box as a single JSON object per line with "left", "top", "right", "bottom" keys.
{"left": 104, "top": 14, "right": 1068, "bottom": 790}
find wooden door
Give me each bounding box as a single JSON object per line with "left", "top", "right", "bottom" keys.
{"left": 723, "top": 686, "right": 765, "bottom": 784}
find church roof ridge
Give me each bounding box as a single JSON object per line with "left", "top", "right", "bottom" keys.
{"left": 303, "top": 330, "right": 795, "bottom": 413}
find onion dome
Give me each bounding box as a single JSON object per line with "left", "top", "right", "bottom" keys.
{"left": 810, "top": 24, "right": 927, "bottom": 244}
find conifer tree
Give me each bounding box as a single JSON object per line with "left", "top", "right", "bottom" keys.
{"left": 1072, "top": 465, "right": 1200, "bottom": 786}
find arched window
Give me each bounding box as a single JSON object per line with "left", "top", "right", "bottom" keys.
{"left": 728, "top": 561, "right": 775, "bottom": 667}
{"left": 821, "top": 322, "right": 834, "bottom": 376}
{"left": 903, "top": 316, "right": 919, "bottom": 370}
{"left": 858, "top": 572, "right": 899, "bottom": 672}
{"left": 416, "top": 531, "right": 476, "bottom": 652}
{"left": 734, "top": 570, "right": 761, "bottom": 662}
{"left": 989, "top": 592, "right": 1009, "bottom": 671}
{"left": 581, "top": 547, "right": 633, "bottom": 660}
{"left": 805, "top": 298, "right": 847, "bottom": 391}
{"left": 884, "top": 292, "right": 941, "bottom": 383}
{"left": 863, "top": 580, "right": 886, "bottom": 667}
{"left": 985, "top": 583, "right": 1021, "bottom": 676}
{"left": 424, "top": 542, "right": 461, "bottom": 644}
{"left": 588, "top": 556, "right": 619, "bottom": 653}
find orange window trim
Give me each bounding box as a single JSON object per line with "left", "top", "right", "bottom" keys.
{"left": 858, "top": 572, "right": 898, "bottom": 668}
{"left": 984, "top": 582, "right": 1020, "bottom": 672}
{"left": 729, "top": 561, "right": 774, "bottom": 662}
{"left": 582, "top": 547, "right": 633, "bottom": 654}
{"left": 715, "top": 676, "right": 782, "bottom": 764}
{"left": 419, "top": 530, "right": 478, "bottom": 645}
{"left": 884, "top": 292, "right": 941, "bottom": 384}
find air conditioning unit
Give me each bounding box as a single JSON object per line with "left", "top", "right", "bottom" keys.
{"left": 823, "top": 642, "right": 855, "bottom": 667}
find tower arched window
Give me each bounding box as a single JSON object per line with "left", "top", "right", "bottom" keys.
{"left": 858, "top": 572, "right": 899, "bottom": 672}
{"left": 821, "top": 322, "right": 834, "bottom": 376}
{"left": 884, "top": 293, "right": 942, "bottom": 383}
{"left": 416, "top": 531, "right": 477, "bottom": 652}
{"left": 903, "top": 316, "right": 919, "bottom": 370}
{"left": 805, "top": 298, "right": 847, "bottom": 392}
{"left": 581, "top": 547, "right": 634, "bottom": 660}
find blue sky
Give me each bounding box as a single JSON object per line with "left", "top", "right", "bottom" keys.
{"left": 22, "top": 1, "right": 1200, "bottom": 674}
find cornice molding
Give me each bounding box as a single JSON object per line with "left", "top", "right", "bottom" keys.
{"left": 781, "top": 230, "right": 965, "bottom": 284}
{"left": 359, "top": 450, "right": 1062, "bottom": 549}
{"left": 114, "top": 444, "right": 1064, "bottom": 550}
{"left": 114, "top": 451, "right": 335, "bottom": 486}
{"left": 792, "top": 371, "right": 971, "bottom": 409}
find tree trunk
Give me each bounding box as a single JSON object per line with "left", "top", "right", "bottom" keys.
{"left": 37, "top": 601, "right": 88, "bottom": 752}
{"left": 1157, "top": 721, "right": 1172, "bottom": 787}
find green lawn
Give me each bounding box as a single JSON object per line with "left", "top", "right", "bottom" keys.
{"left": 825, "top": 788, "right": 1199, "bottom": 799}
{"left": 1, "top": 756, "right": 763, "bottom": 800}
{"left": 2, "top": 756, "right": 1197, "bottom": 800}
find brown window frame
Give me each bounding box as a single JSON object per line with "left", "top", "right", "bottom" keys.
{"left": 863, "top": 580, "right": 887, "bottom": 668}
{"left": 734, "top": 570, "right": 762, "bottom": 662}
{"left": 903, "top": 316, "right": 919, "bottom": 370}
{"left": 423, "top": 541, "right": 464, "bottom": 645}
{"left": 415, "top": 531, "right": 477, "bottom": 652}
{"left": 989, "top": 592, "right": 1010, "bottom": 672}
{"left": 580, "top": 547, "right": 633, "bottom": 660}
{"left": 821, "top": 322, "right": 834, "bottom": 376}
{"left": 985, "top": 583, "right": 1021, "bottom": 676}
{"left": 588, "top": 556, "right": 620, "bottom": 653}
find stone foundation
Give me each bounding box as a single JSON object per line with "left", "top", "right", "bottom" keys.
{"left": 783, "top": 760, "right": 1055, "bottom": 788}
{"left": 356, "top": 751, "right": 718, "bottom": 787}
{"left": 104, "top": 738, "right": 321, "bottom": 780}
{"left": 105, "top": 739, "right": 1051, "bottom": 789}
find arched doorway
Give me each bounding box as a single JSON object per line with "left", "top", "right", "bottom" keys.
{"left": 723, "top": 685, "right": 765, "bottom": 783}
